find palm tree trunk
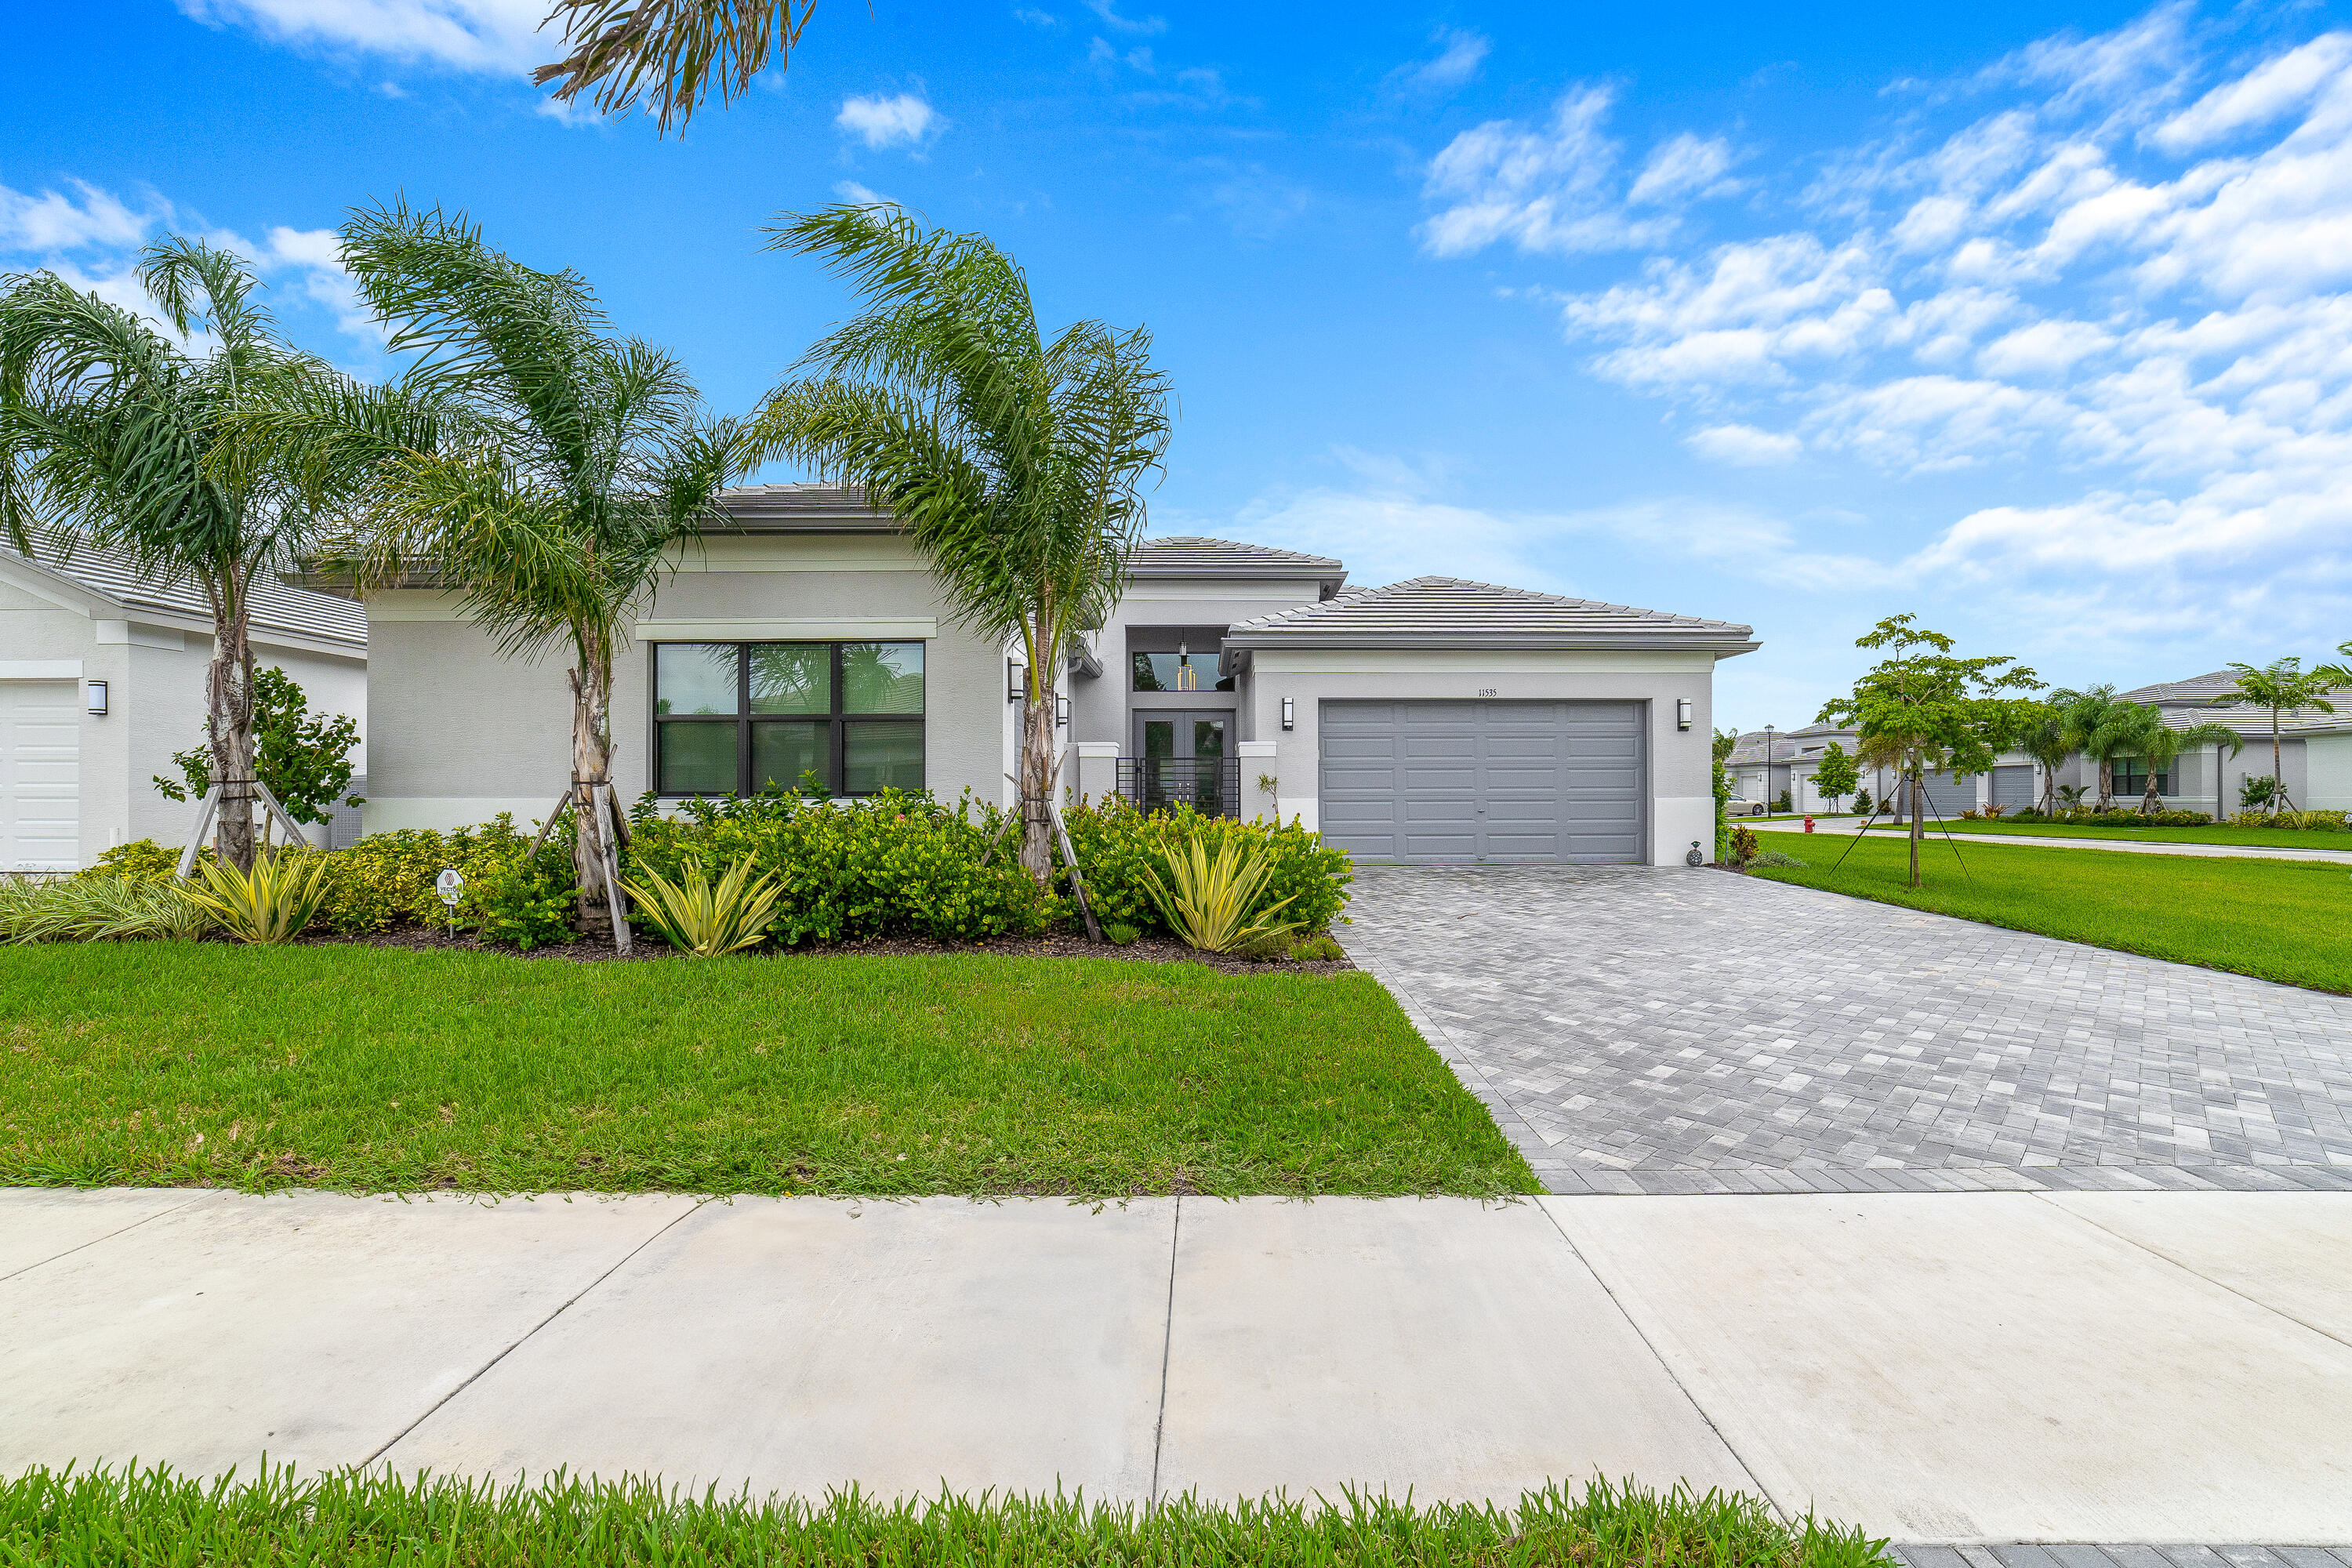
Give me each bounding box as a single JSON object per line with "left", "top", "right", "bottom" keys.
{"left": 568, "top": 632, "right": 620, "bottom": 943}
{"left": 205, "top": 566, "right": 260, "bottom": 873}
{"left": 2272, "top": 714, "right": 2287, "bottom": 812}
{"left": 2096, "top": 757, "right": 2114, "bottom": 811}
{"left": 1018, "top": 671, "right": 1057, "bottom": 889}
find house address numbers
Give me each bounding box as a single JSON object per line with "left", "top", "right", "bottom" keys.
{"left": 1477, "top": 688, "right": 1497, "bottom": 696}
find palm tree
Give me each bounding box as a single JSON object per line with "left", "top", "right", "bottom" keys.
{"left": 751, "top": 204, "right": 1171, "bottom": 890}
{"left": 295, "top": 201, "right": 740, "bottom": 945}
{"left": 535, "top": 0, "right": 818, "bottom": 133}
{"left": 2127, "top": 713, "right": 2243, "bottom": 815}
{"left": 2015, "top": 701, "right": 2071, "bottom": 816}
{"left": 0, "top": 238, "right": 331, "bottom": 871}
{"left": 2226, "top": 658, "right": 2336, "bottom": 812}
{"left": 2053, "top": 685, "right": 2142, "bottom": 811}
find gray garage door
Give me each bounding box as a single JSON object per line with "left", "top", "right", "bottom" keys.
{"left": 1319, "top": 700, "right": 1644, "bottom": 864}
{"left": 1895, "top": 769, "right": 1979, "bottom": 819}
{"left": 1991, "top": 764, "right": 2034, "bottom": 811}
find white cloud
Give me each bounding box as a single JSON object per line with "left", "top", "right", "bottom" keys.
{"left": 1407, "top": 27, "right": 1488, "bottom": 91}
{"left": 831, "top": 180, "right": 898, "bottom": 207}
{"left": 836, "top": 93, "right": 941, "bottom": 151}
{"left": 1628, "top": 132, "right": 1737, "bottom": 205}
{"left": 1686, "top": 423, "right": 1802, "bottom": 465}
{"left": 1418, "top": 5, "right": 2352, "bottom": 658}
{"left": 1082, "top": 0, "right": 1164, "bottom": 34}
{"left": 173, "top": 0, "right": 551, "bottom": 74}
{"left": 0, "top": 180, "right": 159, "bottom": 252}
{"left": 1011, "top": 6, "right": 1058, "bottom": 24}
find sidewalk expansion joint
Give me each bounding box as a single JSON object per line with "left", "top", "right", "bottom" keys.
{"left": 1148, "top": 1193, "right": 1182, "bottom": 1506}
{"left": 361, "top": 1196, "right": 709, "bottom": 1467}
{"left": 0, "top": 1193, "right": 211, "bottom": 1286}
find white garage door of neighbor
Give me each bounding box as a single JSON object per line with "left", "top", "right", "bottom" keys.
{"left": 0, "top": 681, "right": 81, "bottom": 871}
{"left": 1319, "top": 699, "right": 1645, "bottom": 865}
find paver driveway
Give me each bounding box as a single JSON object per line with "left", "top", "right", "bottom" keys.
{"left": 1344, "top": 865, "right": 2352, "bottom": 1195}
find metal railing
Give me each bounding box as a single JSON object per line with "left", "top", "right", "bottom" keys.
{"left": 1115, "top": 756, "right": 1242, "bottom": 818}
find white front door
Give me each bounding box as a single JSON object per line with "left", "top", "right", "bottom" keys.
{"left": 0, "top": 681, "right": 81, "bottom": 870}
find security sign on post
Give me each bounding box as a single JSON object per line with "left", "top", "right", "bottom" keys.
{"left": 435, "top": 867, "right": 463, "bottom": 935}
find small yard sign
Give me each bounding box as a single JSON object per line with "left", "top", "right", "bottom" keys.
{"left": 435, "top": 868, "right": 463, "bottom": 935}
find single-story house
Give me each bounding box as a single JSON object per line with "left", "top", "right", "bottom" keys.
{"left": 353, "top": 485, "right": 1759, "bottom": 866}
{"left": 0, "top": 543, "right": 368, "bottom": 871}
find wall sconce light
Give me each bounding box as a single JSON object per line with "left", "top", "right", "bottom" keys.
{"left": 1280, "top": 696, "right": 1295, "bottom": 731}
{"left": 86, "top": 680, "right": 107, "bottom": 717}
{"left": 1675, "top": 698, "right": 1693, "bottom": 731}
{"left": 1055, "top": 695, "right": 1069, "bottom": 728}
{"left": 1007, "top": 655, "right": 1026, "bottom": 703}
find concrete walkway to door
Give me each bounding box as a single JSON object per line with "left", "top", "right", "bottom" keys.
{"left": 1344, "top": 864, "right": 2352, "bottom": 1196}
{"left": 5, "top": 1185, "right": 2352, "bottom": 1546}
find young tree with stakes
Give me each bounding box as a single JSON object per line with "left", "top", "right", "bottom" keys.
{"left": 2225, "top": 657, "right": 2337, "bottom": 813}
{"left": 287, "top": 201, "right": 740, "bottom": 946}
{"left": 1811, "top": 742, "right": 1859, "bottom": 813}
{"left": 1818, "top": 615, "right": 2042, "bottom": 888}
{"left": 751, "top": 204, "right": 1171, "bottom": 893}
{"left": 2115, "top": 706, "right": 2242, "bottom": 816}
{"left": 0, "top": 239, "right": 335, "bottom": 871}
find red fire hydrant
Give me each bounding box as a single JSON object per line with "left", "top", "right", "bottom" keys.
{"left": 1803, "top": 815, "right": 1817, "bottom": 833}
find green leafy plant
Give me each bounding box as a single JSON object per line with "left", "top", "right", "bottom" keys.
{"left": 1748, "top": 850, "right": 1809, "bottom": 869}
{"left": 2240, "top": 775, "right": 2280, "bottom": 811}
{"left": 78, "top": 840, "right": 185, "bottom": 884}
{"left": 1853, "top": 787, "right": 1873, "bottom": 816}
{"left": 154, "top": 665, "right": 362, "bottom": 828}
{"left": 1810, "top": 742, "right": 1859, "bottom": 812}
{"left": 0, "top": 876, "right": 207, "bottom": 944}
{"left": 1141, "top": 837, "right": 1301, "bottom": 955}
{"left": 183, "top": 851, "right": 332, "bottom": 944}
{"left": 1291, "top": 933, "right": 1345, "bottom": 962}
{"left": 1729, "top": 826, "right": 1760, "bottom": 866}
{"left": 1102, "top": 921, "right": 1140, "bottom": 946}
{"left": 470, "top": 860, "right": 581, "bottom": 950}
{"left": 622, "top": 856, "right": 786, "bottom": 956}
{"left": 1058, "top": 797, "right": 1350, "bottom": 938}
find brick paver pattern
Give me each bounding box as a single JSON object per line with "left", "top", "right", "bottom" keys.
{"left": 1345, "top": 866, "right": 2352, "bottom": 1196}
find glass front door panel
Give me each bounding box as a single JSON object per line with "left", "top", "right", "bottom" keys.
{"left": 1135, "top": 713, "right": 1229, "bottom": 814}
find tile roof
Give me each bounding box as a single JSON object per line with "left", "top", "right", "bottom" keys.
{"left": 1726, "top": 725, "right": 1856, "bottom": 768}
{"left": 1221, "top": 576, "right": 1759, "bottom": 652}
{"left": 1129, "top": 536, "right": 1346, "bottom": 581}
{"left": 13, "top": 540, "right": 366, "bottom": 650}
{"left": 710, "top": 483, "right": 894, "bottom": 530}
{"left": 2121, "top": 669, "right": 2352, "bottom": 734}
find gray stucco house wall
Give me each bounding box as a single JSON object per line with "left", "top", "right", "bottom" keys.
{"left": 354, "top": 485, "right": 1759, "bottom": 866}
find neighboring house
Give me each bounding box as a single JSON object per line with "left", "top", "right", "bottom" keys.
{"left": 0, "top": 543, "right": 367, "bottom": 870}
{"left": 351, "top": 485, "right": 1759, "bottom": 866}
{"left": 1728, "top": 723, "right": 2043, "bottom": 818}
{"left": 2100, "top": 670, "right": 2352, "bottom": 815}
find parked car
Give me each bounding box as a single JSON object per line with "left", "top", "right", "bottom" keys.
{"left": 1724, "top": 798, "right": 1769, "bottom": 817}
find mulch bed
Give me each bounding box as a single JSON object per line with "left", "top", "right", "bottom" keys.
{"left": 299, "top": 924, "right": 1356, "bottom": 975}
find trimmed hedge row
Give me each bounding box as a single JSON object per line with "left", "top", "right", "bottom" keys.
{"left": 82, "top": 789, "right": 1354, "bottom": 951}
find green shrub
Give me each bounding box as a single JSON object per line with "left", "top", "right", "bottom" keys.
{"left": 1102, "top": 921, "right": 1140, "bottom": 946}
{"left": 1060, "top": 797, "right": 1350, "bottom": 937}
{"left": 314, "top": 815, "right": 573, "bottom": 937}
{"left": 2046, "top": 808, "right": 2214, "bottom": 828}
{"left": 184, "top": 852, "right": 333, "bottom": 945}
{"left": 1729, "top": 826, "right": 1759, "bottom": 866}
{"left": 79, "top": 839, "right": 185, "bottom": 883}
{"left": 470, "top": 858, "right": 579, "bottom": 950}
{"left": 1748, "top": 851, "right": 1808, "bottom": 869}
{"left": 1291, "top": 933, "right": 1345, "bottom": 962}
{"left": 0, "top": 875, "right": 207, "bottom": 943}
{"left": 2229, "top": 808, "right": 2349, "bottom": 830}
{"left": 1144, "top": 837, "right": 1303, "bottom": 955}
{"left": 624, "top": 788, "right": 1056, "bottom": 947}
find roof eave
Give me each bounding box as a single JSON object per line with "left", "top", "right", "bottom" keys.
{"left": 1222, "top": 632, "right": 1762, "bottom": 655}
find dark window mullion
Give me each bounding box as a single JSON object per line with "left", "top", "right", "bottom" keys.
{"left": 832, "top": 641, "right": 848, "bottom": 795}
{"left": 739, "top": 644, "right": 753, "bottom": 797}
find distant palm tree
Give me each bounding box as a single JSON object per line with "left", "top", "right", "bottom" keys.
{"left": 0, "top": 238, "right": 332, "bottom": 871}
{"left": 2053, "top": 685, "right": 2142, "bottom": 810}
{"left": 752, "top": 205, "right": 1171, "bottom": 888}
{"left": 285, "top": 201, "right": 741, "bottom": 944}
{"left": 2119, "top": 710, "right": 2243, "bottom": 815}
{"left": 2015, "top": 701, "right": 2071, "bottom": 815}
{"left": 2226, "top": 658, "right": 2336, "bottom": 812}
{"left": 535, "top": 0, "right": 818, "bottom": 133}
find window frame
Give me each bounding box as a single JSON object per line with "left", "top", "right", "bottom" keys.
{"left": 2112, "top": 757, "right": 2170, "bottom": 798}
{"left": 651, "top": 640, "right": 925, "bottom": 799}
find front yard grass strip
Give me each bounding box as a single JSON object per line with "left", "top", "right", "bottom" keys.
{"left": 1859, "top": 818, "right": 2352, "bottom": 851}
{"left": 1748, "top": 829, "right": 2352, "bottom": 994}
{"left": 0, "top": 1465, "right": 1896, "bottom": 1568}
{"left": 0, "top": 942, "right": 1537, "bottom": 1198}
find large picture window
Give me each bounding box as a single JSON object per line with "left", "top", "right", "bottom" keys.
{"left": 654, "top": 641, "right": 924, "bottom": 797}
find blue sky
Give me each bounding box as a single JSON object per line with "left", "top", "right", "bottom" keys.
{"left": 8, "top": 0, "right": 2352, "bottom": 730}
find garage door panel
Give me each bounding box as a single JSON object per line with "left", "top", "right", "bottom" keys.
{"left": 2, "top": 683, "right": 82, "bottom": 872}
{"left": 1318, "top": 699, "right": 1645, "bottom": 866}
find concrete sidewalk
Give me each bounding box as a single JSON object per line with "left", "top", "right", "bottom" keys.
{"left": 1793, "top": 817, "right": 2352, "bottom": 864}
{"left": 5, "top": 1189, "right": 2351, "bottom": 1544}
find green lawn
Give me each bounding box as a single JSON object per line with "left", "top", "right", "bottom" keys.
{"left": 1861, "top": 818, "right": 2352, "bottom": 851}
{"left": 0, "top": 942, "right": 1535, "bottom": 1198}
{"left": 0, "top": 1466, "right": 1893, "bottom": 1568}
{"left": 1747, "top": 829, "right": 2352, "bottom": 993}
